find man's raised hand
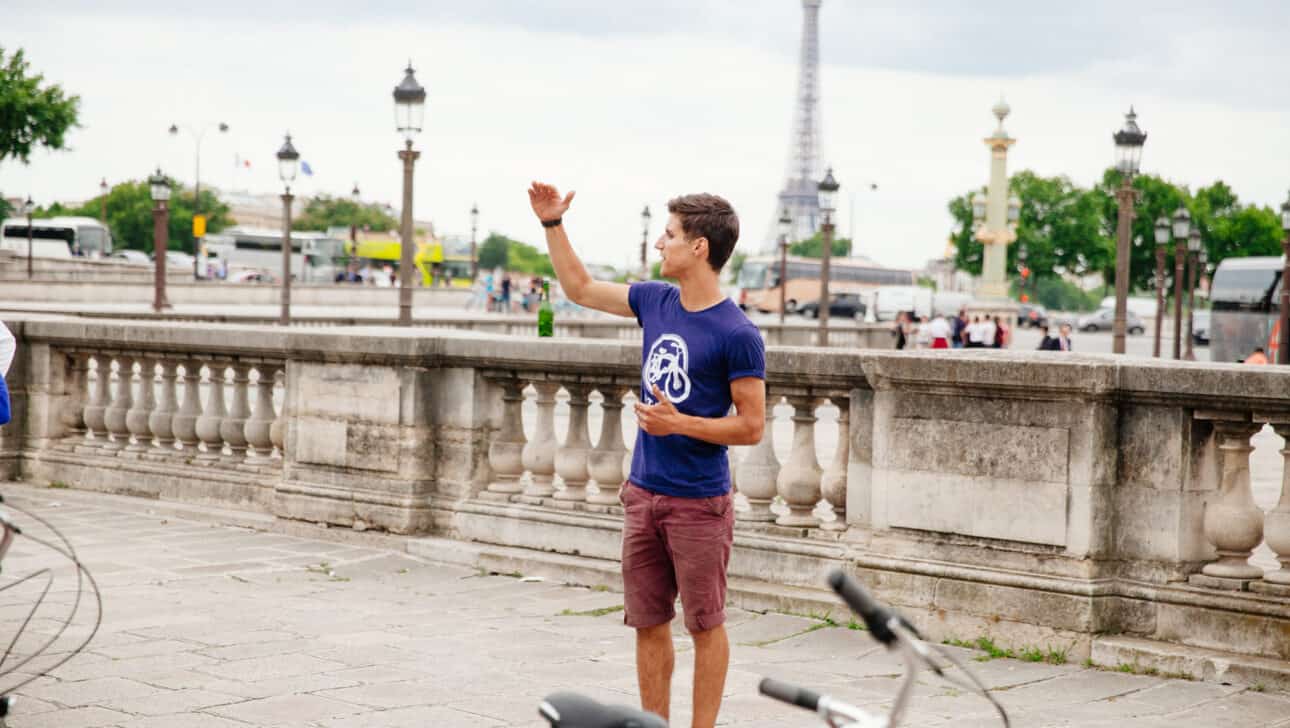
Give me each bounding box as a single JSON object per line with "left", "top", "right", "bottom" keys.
{"left": 528, "top": 181, "right": 575, "bottom": 222}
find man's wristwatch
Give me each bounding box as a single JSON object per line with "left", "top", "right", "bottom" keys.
{"left": 541, "top": 217, "right": 563, "bottom": 228}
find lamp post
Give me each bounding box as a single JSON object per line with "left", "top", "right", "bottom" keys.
{"left": 816, "top": 167, "right": 839, "bottom": 347}
{"left": 1171, "top": 206, "right": 1191, "bottom": 360}
{"left": 1017, "top": 243, "right": 1029, "bottom": 303}
{"left": 22, "top": 196, "right": 33, "bottom": 280}
{"left": 149, "top": 169, "right": 172, "bottom": 312}
{"left": 470, "top": 202, "right": 480, "bottom": 281}
{"left": 1111, "top": 108, "right": 1146, "bottom": 355}
{"left": 1185, "top": 229, "right": 1202, "bottom": 361}
{"left": 1279, "top": 190, "right": 1290, "bottom": 365}
{"left": 276, "top": 134, "right": 300, "bottom": 326}
{"left": 1152, "top": 216, "right": 1169, "bottom": 358}
{"left": 640, "top": 206, "right": 651, "bottom": 280}
{"left": 350, "top": 183, "right": 361, "bottom": 247}
{"left": 393, "top": 63, "right": 426, "bottom": 326}
{"left": 168, "top": 121, "right": 229, "bottom": 279}
{"left": 974, "top": 99, "right": 1019, "bottom": 302}
{"left": 98, "top": 177, "right": 108, "bottom": 230}
{"left": 778, "top": 207, "right": 792, "bottom": 324}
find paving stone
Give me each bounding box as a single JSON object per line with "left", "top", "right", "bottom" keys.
{"left": 207, "top": 693, "right": 366, "bottom": 725}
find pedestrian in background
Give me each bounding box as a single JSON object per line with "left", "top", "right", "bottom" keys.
{"left": 991, "top": 316, "right": 1006, "bottom": 349}
{"left": 928, "top": 313, "right": 951, "bottom": 349}
{"left": 892, "top": 311, "right": 908, "bottom": 350}
{"left": 951, "top": 309, "right": 967, "bottom": 349}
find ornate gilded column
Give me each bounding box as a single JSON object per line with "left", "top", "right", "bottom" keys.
{"left": 553, "top": 383, "right": 592, "bottom": 505}
{"left": 736, "top": 390, "right": 780, "bottom": 522}
{"left": 776, "top": 394, "right": 823, "bottom": 527}
{"left": 485, "top": 377, "right": 527, "bottom": 496}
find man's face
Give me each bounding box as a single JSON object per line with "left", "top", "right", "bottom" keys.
{"left": 656, "top": 213, "right": 706, "bottom": 278}
{"left": 1060, "top": 324, "right": 1072, "bottom": 337}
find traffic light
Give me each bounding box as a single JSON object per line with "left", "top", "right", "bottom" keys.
{"left": 1020, "top": 293, "right": 1029, "bottom": 303}
{"left": 1019, "top": 265, "right": 1030, "bottom": 279}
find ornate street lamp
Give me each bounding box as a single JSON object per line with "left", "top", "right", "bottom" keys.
{"left": 22, "top": 196, "right": 34, "bottom": 280}
{"left": 970, "top": 192, "right": 986, "bottom": 229}
{"left": 350, "top": 183, "right": 361, "bottom": 248}
{"left": 470, "top": 202, "right": 480, "bottom": 281}
{"left": 149, "top": 168, "right": 172, "bottom": 312}
{"left": 1152, "top": 216, "right": 1170, "bottom": 358}
{"left": 1279, "top": 189, "right": 1290, "bottom": 364}
{"left": 1111, "top": 107, "right": 1146, "bottom": 354}
{"left": 169, "top": 120, "right": 229, "bottom": 279}
{"left": 778, "top": 207, "right": 792, "bottom": 324}
{"left": 640, "top": 205, "right": 651, "bottom": 280}
{"left": 393, "top": 62, "right": 426, "bottom": 326}
{"left": 1171, "top": 206, "right": 1192, "bottom": 359}
{"left": 1185, "top": 229, "right": 1202, "bottom": 361}
{"left": 816, "top": 167, "right": 840, "bottom": 347}
{"left": 276, "top": 134, "right": 300, "bottom": 326}
{"left": 98, "top": 177, "right": 108, "bottom": 233}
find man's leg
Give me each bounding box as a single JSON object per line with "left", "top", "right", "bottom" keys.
{"left": 636, "top": 622, "right": 674, "bottom": 721}
{"left": 690, "top": 624, "right": 729, "bottom": 728}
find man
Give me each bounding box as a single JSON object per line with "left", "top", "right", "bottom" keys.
{"left": 527, "top": 182, "right": 765, "bottom": 728}
{"left": 1055, "top": 323, "right": 1073, "bottom": 352}
{"left": 927, "top": 313, "right": 951, "bottom": 349}
{"left": 965, "top": 316, "right": 984, "bottom": 348}
{"left": 950, "top": 309, "right": 967, "bottom": 349}
{"left": 1245, "top": 347, "right": 1270, "bottom": 365}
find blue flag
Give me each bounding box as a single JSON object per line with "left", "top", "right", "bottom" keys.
{"left": 301, "top": 160, "right": 314, "bottom": 177}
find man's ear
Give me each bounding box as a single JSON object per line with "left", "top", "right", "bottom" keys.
{"left": 691, "top": 236, "right": 709, "bottom": 260}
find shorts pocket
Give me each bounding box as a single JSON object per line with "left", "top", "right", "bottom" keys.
{"left": 702, "top": 493, "right": 732, "bottom": 518}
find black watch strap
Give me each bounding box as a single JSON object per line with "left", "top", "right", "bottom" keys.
{"left": 541, "top": 217, "right": 563, "bottom": 228}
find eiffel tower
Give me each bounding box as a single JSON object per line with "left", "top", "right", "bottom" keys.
{"left": 767, "top": 0, "right": 824, "bottom": 251}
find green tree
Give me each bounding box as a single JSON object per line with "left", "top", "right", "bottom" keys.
{"left": 788, "top": 232, "right": 850, "bottom": 258}
{"left": 52, "top": 179, "right": 233, "bottom": 253}
{"left": 291, "top": 194, "right": 397, "bottom": 232}
{"left": 0, "top": 47, "right": 80, "bottom": 166}
{"left": 475, "top": 233, "right": 555, "bottom": 276}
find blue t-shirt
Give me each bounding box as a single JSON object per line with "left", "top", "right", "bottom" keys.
{"left": 628, "top": 281, "right": 766, "bottom": 498}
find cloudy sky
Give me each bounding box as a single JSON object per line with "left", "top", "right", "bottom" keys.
{"left": 3, "top": 1, "right": 1289, "bottom": 270}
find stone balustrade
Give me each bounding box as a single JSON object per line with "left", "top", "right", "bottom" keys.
{"left": 3, "top": 314, "right": 1290, "bottom": 674}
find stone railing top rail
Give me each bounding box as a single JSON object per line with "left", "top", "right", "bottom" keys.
{"left": 8, "top": 313, "right": 1290, "bottom": 411}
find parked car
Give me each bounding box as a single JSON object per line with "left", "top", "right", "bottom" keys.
{"left": 1192, "top": 309, "right": 1210, "bottom": 345}
{"left": 1077, "top": 307, "right": 1145, "bottom": 334}
{"left": 108, "top": 250, "right": 150, "bottom": 265}
{"left": 1016, "top": 303, "right": 1049, "bottom": 328}
{"left": 799, "top": 292, "right": 867, "bottom": 320}
{"left": 151, "top": 250, "right": 196, "bottom": 269}
{"left": 227, "top": 268, "right": 276, "bottom": 284}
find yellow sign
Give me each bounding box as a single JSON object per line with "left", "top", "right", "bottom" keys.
{"left": 192, "top": 214, "right": 207, "bottom": 238}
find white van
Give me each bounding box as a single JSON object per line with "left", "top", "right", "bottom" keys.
{"left": 871, "top": 286, "right": 933, "bottom": 322}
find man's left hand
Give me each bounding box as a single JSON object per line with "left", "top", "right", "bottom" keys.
{"left": 635, "top": 385, "right": 687, "bottom": 437}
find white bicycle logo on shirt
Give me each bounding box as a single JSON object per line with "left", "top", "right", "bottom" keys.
{"left": 643, "top": 334, "right": 692, "bottom": 404}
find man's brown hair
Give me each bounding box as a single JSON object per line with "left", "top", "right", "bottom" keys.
{"left": 667, "top": 193, "right": 740, "bottom": 272}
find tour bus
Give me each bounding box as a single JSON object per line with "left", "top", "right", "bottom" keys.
{"left": 0, "top": 216, "right": 113, "bottom": 258}
{"left": 735, "top": 254, "right": 915, "bottom": 313}
{"left": 1208, "top": 256, "right": 1283, "bottom": 363}
{"left": 205, "top": 228, "right": 346, "bottom": 283}
{"left": 348, "top": 236, "right": 467, "bottom": 286}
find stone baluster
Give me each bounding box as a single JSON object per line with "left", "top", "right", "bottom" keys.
{"left": 149, "top": 359, "right": 179, "bottom": 453}
{"left": 623, "top": 390, "right": 637, "bottom": 483}
{"left": 102, "top": 356, "right": 134, "bottom": 451}
{"left": 244, "top": 365, "right": 278, "bottom": 460}
{"left": 553, "top": 382, "right": 592, "bottom": 505}
{"left": 195, "top": 361, "right": 228, "bottom": 462}
{"left": 587, "top": 386, "right": 628, "bottom": 505}
{"left": 776, "top": 394, "right": 823, "bottom": 527}
{"left": 220, "top": 363, "right": 252, "bottom": 462}
{"left": 1257, "top": 418, "right": 1290, "bottom": 590}
{"left": 60, "top": 352, "right": 89, "bottom": 443}
{"left": 172, "top": 359, "right": 203, "bottom": 454}
{"left": 1193, "top": 412, "right": 1265, "bottom": 587}
{"left": 485, "top": 377, "right": 527, "bottom": 496}
{"left": 124, "top": 357, "right": 157, "bottom": 453}
{"left": 269, "top": 368, "right": 286, "bottom": 456}
{"left": 820, "top": 395, "right": 850, "bottom": 531}
{"left": 83, "top": 354, "right": 112, "bottom": 446}
{"left": 520, "top": 380, "right": 560, "bottom": 501}
{"left": 736, "top": 391, "right": 780, "bottom": 522}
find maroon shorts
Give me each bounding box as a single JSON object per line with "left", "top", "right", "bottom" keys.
{"left": 619, "top": 481, "right": 735, "bottom": 634}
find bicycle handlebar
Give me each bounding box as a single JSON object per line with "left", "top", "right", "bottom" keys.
{"left": 538, "top": 691, "right": 668, "bottom": 728}
{"left": 759, "top": 677, "right": 821, "bottom": 711}
{"left": 827, "top": 569, "right": 922, "bottom": 646}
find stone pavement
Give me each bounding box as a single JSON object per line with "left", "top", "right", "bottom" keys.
{"left": 0, "top": 483, "right": 1287, "bottom": 728}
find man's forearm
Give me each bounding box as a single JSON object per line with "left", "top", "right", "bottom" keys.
{"left": 676, "top": 413, "right": 763, "bottom": 447}
{"left": 543, "top": 224, "right": 592, "bottom": 301}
